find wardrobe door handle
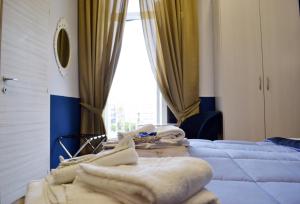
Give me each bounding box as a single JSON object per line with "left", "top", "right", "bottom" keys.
{"left": 259, "top": 77, "right": 262, "bottom": 90}
{"left": 266, "top": 77, "right": 270, "bottom": 91}
{"left": 2, "top": 76, "right": 18, "bottom": 82}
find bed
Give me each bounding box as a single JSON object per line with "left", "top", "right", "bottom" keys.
{"left": 24, "top": 138, "right": 300, "bottom": 204}
{"left": 188, "top": 139, "right": 300, "bottom": 204}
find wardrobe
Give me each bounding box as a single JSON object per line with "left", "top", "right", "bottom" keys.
{"left": 213, "top": 0, "right": 300, "bottom": 141}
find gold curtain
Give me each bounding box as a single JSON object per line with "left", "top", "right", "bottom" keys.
{"left": 140, "top": 0, "right": 200, "bottom": 123}
{"left": 78, "top": 0, "right": 128, "bottom": 135}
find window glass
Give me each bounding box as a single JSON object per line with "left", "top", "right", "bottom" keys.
{"left": 104, "top": 19, "right": 160, "bottom": 138}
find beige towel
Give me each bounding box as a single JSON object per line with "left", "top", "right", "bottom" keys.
{"left": 184, "top": 188, "right": 220, "bottom": 204}
{"left": 25, "top": 180, "right": 219, "bottom": 204}
{"left": 25, "top": 180, "right": 120, "bottom": 204}
{"left": 77, "top": 157, "right": 213, "bottom": 204}
{"left": 156, "top": 125, "right": 186, "bottom": 143}
{"left": 47, "top": 147, "right": 138, "bottom": 185}
{"left": 47, "top": 136, "right": 137, "bottom": 185}
{"left": 24, "top": 180, "right": 47, "bottom": 204}
{"left": 136, "top": 146, "right": 190, "bottom": 157}
{"left": 64, "top": 183, "right": 120, "bottom": 204}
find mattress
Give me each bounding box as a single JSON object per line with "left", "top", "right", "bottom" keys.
{"left": 188, "top": 139, "right": 300, "bottom": 204}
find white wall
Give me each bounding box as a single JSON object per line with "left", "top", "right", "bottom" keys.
{"left": 199, "top": 0, "right": 215, "bottom": 97}
{"left": 48, "top": 0, "right": 79, "bottom": 98}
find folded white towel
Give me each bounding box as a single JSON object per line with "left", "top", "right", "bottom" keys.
{"left": 117, "top": 124, "right": 156, "bottom": 140}
{"left": 47, "top": 137, "right": 138, "bottom": 185}
{"left": 25, "top": 180, "right": 121, "bottom": 204}
{"left": 156, "top": 125, "right": 185, "bottom": 143}
{"left": 77, "top": 157, "right": 213, "bottom": 204}
{"left": 24, "top": 180, "right": 47, "bottom": 204}
{"left": 65, "top": 183, "right": 120, "bottom": 204}
{"left": 25, "top": 180, "right": 218, "bottom": 204}
{"left": 48, "top": 147, "right": 138, "bottom": 185}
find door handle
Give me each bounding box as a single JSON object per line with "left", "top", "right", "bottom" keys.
{"left": 3, "top": 76, "right": 18, "bottom": 82}
{"left": 2, "top": 76, "right": 18, "bottom": 94}
{"left": 266, "top": 77, "right": 270, "bottom": 91}
{"left": 259, "top": 77, "right": 262, "bottom": 91}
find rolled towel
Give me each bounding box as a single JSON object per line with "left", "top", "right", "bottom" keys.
{"left": 47, "top": 137, "right": 138, "bottom": 185}
{"left": 117, "top": 124, "right": 156, "bottom": 140}
{"left": 156, "top": 125, "right": 185, "bottom": 143}
{"left": 76, "top": 157, "right": 213, "bottom": 204}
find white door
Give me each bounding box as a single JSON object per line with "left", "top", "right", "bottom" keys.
{"left": 260, "top": 0, "right": 300, "bottom": 138}
{"left": 214, "top": 0, "right": 266, "bottom": 141}
{"left": 0, "top": 0, "right": 50, "bottom": 203}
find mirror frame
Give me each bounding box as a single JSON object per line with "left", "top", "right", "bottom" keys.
{"left": 54, "top": 18, "right": 71, "bottom": 77}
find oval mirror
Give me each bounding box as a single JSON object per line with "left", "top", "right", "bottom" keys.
{"left": 54, "top": 18, "right": 71, "bottom": 76}
{"left": 57, "top": 29, "right": 70, "bottom": 68}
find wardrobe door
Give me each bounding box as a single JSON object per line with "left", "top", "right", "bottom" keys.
{"left": 214, "top": 0, "right": 266, "bottom": 141}
{"left": 260, "top": 0, "right": 300, "bottom": 138}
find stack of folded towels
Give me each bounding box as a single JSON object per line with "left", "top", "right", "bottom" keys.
{"left": 25, "top": 137, "right": 219, "bottom": 204}
{"left": 114, "top": 124, "right": 188, "bottom": 149}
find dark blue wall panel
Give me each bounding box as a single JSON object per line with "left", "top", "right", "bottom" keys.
{"left": 50, "top": 95, "right": 81, "bottom": 169}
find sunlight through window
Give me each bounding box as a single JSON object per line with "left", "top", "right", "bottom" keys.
{"left": 104, "top": 1, "right": 166, "bottom": 138}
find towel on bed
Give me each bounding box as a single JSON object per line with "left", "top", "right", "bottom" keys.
{"left": 156, "top": 125, "right": 185, "bottom": 143}
{"left": 76, "top": 157, "right": 215, "bottom": 204}
{"left": 118, "top": 124, "right": 185, "bottom": 142}
{"left": 47, "top": 137, "right": 138, "bottom": 185}
{"left": 118, "top": 124, "right": 187, "bottom": 149}
{"left": 25, "top": 180, "right": 121, "bottom": 204}
{"left": 118, "top": 124, "right": 156, "bottom": 140}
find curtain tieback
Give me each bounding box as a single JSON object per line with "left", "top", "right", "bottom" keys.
{"left": 80, "top": 103, "right": 102, "bottom": 115}
{"left": 177, "top": 100, "right": 200, "bottom": 124}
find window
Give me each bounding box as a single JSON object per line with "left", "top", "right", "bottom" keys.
{"left": 104, "top": 1, "right": 166, "bottom": 138}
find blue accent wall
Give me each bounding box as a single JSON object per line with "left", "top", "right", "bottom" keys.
{"left": 50, "top": 95, "right": 81, "bottom": 169}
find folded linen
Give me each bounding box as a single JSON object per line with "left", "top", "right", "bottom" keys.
{"left": 134, "top": 139, "right": 187, "bottom": 149}
{"left": 47, "top": 137, "right": 138, "bottom": 185}
{"left": 156, "top": 125, "right": 185, "bottom": 143}
{"left": 64, "top": 183, "right": 120, "bottom": 204}
{"left": 183, "top": 188, "right": 220, "bottom": 204}
{"left": 117, "top": 124, "right": 156, "bottom": 140}
{"left": 25, "top": 180, "right": 47, "bottom": 204}
{"left": 76, "top": 157, "right": 213, "bottom": 204}
{"left": 136, "top": 146, "right": 190, "bottom": 157}
{"left": 25, "top": 179, "right": 219, "bottom": 204}
{"left": 48, "top": 147, "right": 138, "bottom": 185}
{"left": 25, "top": 180, "right": 121, "bottom": 204}
{"left": 118, "top": 124, "right": 186, "bottom": 149}
{"left": 58, "top": 154, "right": 96, "bottom": 167}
